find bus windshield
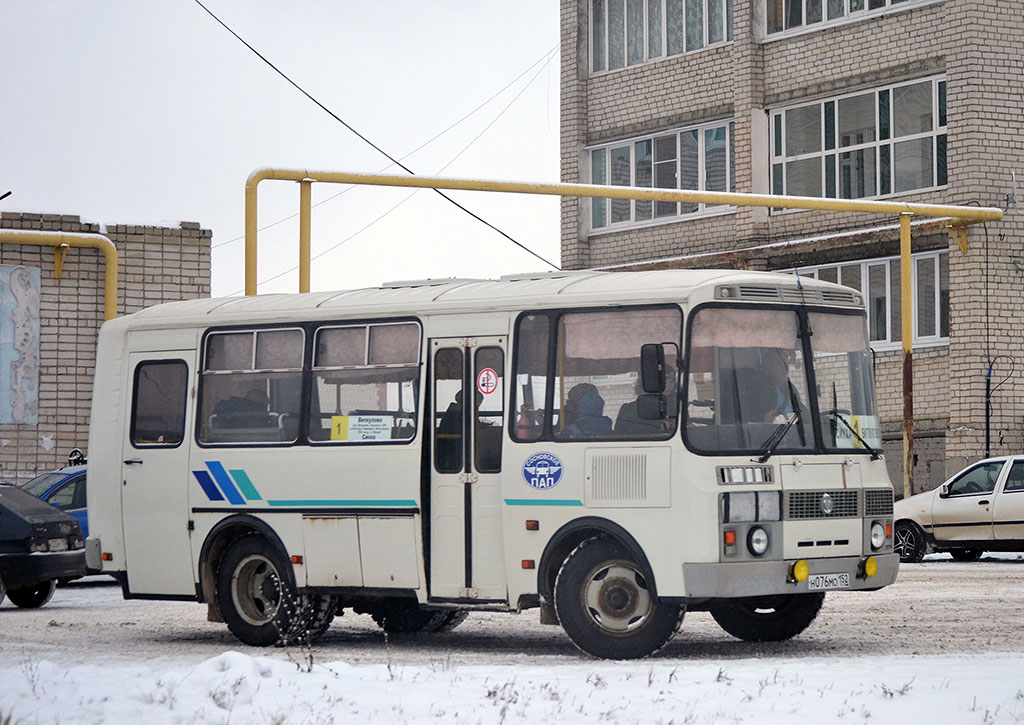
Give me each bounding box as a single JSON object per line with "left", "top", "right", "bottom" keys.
{"left": 684, "top": 306, "right": 880, "bottom": 456}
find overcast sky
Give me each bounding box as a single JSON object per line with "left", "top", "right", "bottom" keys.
{"left": 0, "top": 1, "right": 561, "bottom": 297}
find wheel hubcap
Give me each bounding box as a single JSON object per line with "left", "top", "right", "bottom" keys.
{"left": 584, "top": 563, "right": 652, "bottom": 633}
{"left": 894, "top": 528, "right": 915, "bottom": 558}
{"left": 232, "top": 554, "right": 282, "bottom": 626}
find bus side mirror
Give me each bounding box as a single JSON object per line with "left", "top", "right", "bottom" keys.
{"left": 637, "top": 394, "right": 666, "bottom": 420}
{"left": 640, "top": 344, "right": 665, "bottom": 394}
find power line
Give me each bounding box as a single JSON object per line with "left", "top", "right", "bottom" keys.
{"left": 193, "top": 0, "right": 558, "bottom": 270}
{"left": 227, "top": 48, "right": 559, "bottom": 295}
{"left": 212, "top": 44, "right": 556, "bottom": 250}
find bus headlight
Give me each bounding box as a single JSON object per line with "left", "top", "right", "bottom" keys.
{"left": 747, "top": 526, "right": 769, "bottom": 557}
{"left": 870, "top": 522, "right": 886, "bottom": 550}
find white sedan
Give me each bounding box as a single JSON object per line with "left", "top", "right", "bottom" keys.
{"left": 894, "top": 455, "right": 1024, "bottom": 562}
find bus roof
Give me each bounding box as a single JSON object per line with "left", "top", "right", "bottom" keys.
{"left": 115, "top": 269, "right": 861, "bottom": 329}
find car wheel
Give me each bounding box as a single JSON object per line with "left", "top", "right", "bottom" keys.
{"left": 6, "top": 579, "right": 57, "bottom": 608}
{"left": 709, "top": 593, "right": 825, "bottom": 642}
{"left": 554, "top": 535, "right": 683, "bottom": 659}
{"left": 893, "top": 520, "right": 926, "bottom": 563}
{"left": 0, "top": 573, "right": 6, "bottom": 606}
{"left": 950, "top": 548, "right": 983, "bottom": 562}
{"left": 216, "top": 535, "right": 313, "bottom": 646}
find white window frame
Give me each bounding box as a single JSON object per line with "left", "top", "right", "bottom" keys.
{"left": 587, "top": 120, "right": 735, "bottom": 233}
{"left": 591, "top": 0, "right": 733, "bottom": 75}
{"left": 763, "top": 0, "right": 943, "bottom": 40}
{"left": 791, "top": 249, "right": 949, "bottom": 350}
{"left": 770, "top": 76, "right": 946, "bottom": 210}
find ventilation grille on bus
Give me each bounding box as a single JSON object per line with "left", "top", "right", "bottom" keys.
{"left": 787, "top": 490, "right": 859, "bottom": 519}
{"left": 589, "top": 453, "right": 648, "bottom": 502}
{"left": 734, "top": 285, "right": 860, "bottom": 307}
{"left": 864, "top": 488, "right": 894, "bottom": 517}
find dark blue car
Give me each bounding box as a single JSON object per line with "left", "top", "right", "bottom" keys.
{"left": 21, "top": 454, "right": 87, "bottom": 538}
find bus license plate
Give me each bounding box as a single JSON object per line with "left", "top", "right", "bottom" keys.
{"left": 807, "top": 572, "right": 849, "bottom": 591}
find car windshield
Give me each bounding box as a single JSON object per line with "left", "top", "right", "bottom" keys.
{"left": 22, "top": 472, "right": 68, "bottom": 498}
{"left": 685, "top": 306, "right": 879, "bottom": 456}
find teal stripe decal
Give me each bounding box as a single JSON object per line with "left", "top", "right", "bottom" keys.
{"left": 266, "top": 499, "right": 418, "bottom": 507}
{"left": 229, "top": 469, "right": 262, "bottom": 501}
{"left": 504, "top": 499, "right": 584, "bottom": 507}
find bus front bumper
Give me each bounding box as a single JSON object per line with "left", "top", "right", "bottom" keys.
{"left": 680, "top": 553, "right": 899, "bottom": 599}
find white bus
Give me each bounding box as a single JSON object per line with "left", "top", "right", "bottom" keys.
{"left": 85, "top": 269, "right": 897, "bottom": 659}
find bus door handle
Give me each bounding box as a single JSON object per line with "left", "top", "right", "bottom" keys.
{"left": 124, "top": 458, "right": 143, "bottom": 465}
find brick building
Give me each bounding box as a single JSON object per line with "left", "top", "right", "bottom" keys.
{"left": 0, "top": 212, "right": 211, "bottom": 481}
{"left": 560, "top": 0, "right": 1024, "bottom": 492}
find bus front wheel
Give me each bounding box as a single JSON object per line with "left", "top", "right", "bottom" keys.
{"left": 216, "top": 535, "right": 314, "bottom": 646}
{"left": 554, "top": 535, "right": 683, "bottom": 659}
{"left": 709, "top": 592, "right": 825, "bottom": 642}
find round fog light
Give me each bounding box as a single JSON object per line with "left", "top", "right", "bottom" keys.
{"left": 790, "top": 559, "right": 809, "bottom": 582}
{"left": 747, "top": 526, "right": 769, "bottom": 557}
{"left": 870, "top": 522, "right": 886, "bottom": 550}
{"left": 864, "top": 556, "right": 878, "bottom": 578}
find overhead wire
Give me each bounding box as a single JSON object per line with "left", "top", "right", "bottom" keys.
{"left": 193, "top": 0, "right": 558, "bottom": 270}
{"left": 225, "top": 46, "right": 559, "bottom": 295}
{"left": 211, "top": 44, "right": 557, "bottom": 249}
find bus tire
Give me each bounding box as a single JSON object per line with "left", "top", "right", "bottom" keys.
{"left": 554, "top": 535, "right": 683, "bottom": 659}
{"left": 370, "top": 602, "right": 455, "bottom": 634}
{"left": 306, "top": 595, "right": 339, "bottom": 641}
{"left": 709, "top": 592, "right": 825, "bottom": 642}
{"left": 216, "top": 535, "right": 312, "bottom": 646}
{"left": 6, "top": 579, "right": 57, "bottom": 608}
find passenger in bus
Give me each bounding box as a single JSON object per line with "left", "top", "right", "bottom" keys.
{"left": 212, "top": 388, "right": 271, "bottom": 427}
{"left": 762, "top": 349, "right": 803, "bottom": 422}
{"left": 615, "top": 367, "right": 676, "bottom": 436}
{"left": 563, "top": 382, "right": 598, "bottom": 428}
{"left": 564, "top": 392, "right": 613, "bottom": 438}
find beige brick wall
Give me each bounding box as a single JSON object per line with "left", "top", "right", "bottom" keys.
{"left": 0, "top": 212, "right": 211, "bottom": 481}
{"left": 560, "top": 0, "right": 1024, "bottom": 486}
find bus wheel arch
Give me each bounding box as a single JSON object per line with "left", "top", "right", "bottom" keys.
{"left": 198, "top": 515, "right": 295, "bottom": 624}
{"left": 538, "top": 518, "right": 658, "bottom": 622}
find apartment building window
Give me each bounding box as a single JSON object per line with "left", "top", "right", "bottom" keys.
{"left": 766, "top": 0, "right": 918, "bottom": 36}
{"left": 591, "top": 0, "right": 733, "bottom": 73}
{"left": 589, "top": 120, "right": 735, "bottom": 230}
{"left": 771, "top": 77, "right": 946, "bottom": 204}
{"left": 793, "top": 250, "right": 949, "bottom": 347}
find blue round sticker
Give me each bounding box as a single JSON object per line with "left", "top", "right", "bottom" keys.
{"left": 522, "top": 452, "right": 563, "bottom": 490}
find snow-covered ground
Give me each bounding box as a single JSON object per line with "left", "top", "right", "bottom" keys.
{"left": 4, "top": 555, "right": 1024, "bottom": 723}
{"left": 3, "top": 650, "right": 1024, "bottom": 724}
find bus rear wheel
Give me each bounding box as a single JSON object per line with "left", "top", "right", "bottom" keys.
{"left": 370, "top": 601, "right": 467, "bottom": 633}
{"left": 709, "top": 592, "right": 825, "bottom": 642}
{"left": 554, "top": 535, "right": 683, "bottom": 659}
{"left": 217, "top": 535, "right": 314, "bottom": 646}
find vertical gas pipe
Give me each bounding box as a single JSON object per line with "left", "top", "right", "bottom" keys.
{"left": 900, "top": 213, "right": 914, "bottom": 499}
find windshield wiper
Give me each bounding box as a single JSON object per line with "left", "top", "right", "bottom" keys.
{"left": 755, "top": 378, "right": 805, "bottom": 463}
{"left": 755, "top": 411, "right": 801, "bottom": 463}
{"left": 824, "top": 409, "right": 881, "bottom": 460}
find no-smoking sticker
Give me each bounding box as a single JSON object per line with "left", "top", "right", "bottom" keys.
{"left": 477, "top": 367, "right": 498, "bottom": 395}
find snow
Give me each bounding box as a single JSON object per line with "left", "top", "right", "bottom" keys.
{"left": 3, "top": 650, "right": 1024, "bottom": 723}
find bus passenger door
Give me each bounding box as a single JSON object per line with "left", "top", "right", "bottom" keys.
{"left": 121, "top": 353, "right": 195, "bottom": 595}
{"left": 430, "top": 337, "right": 508, "bottom": 602}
